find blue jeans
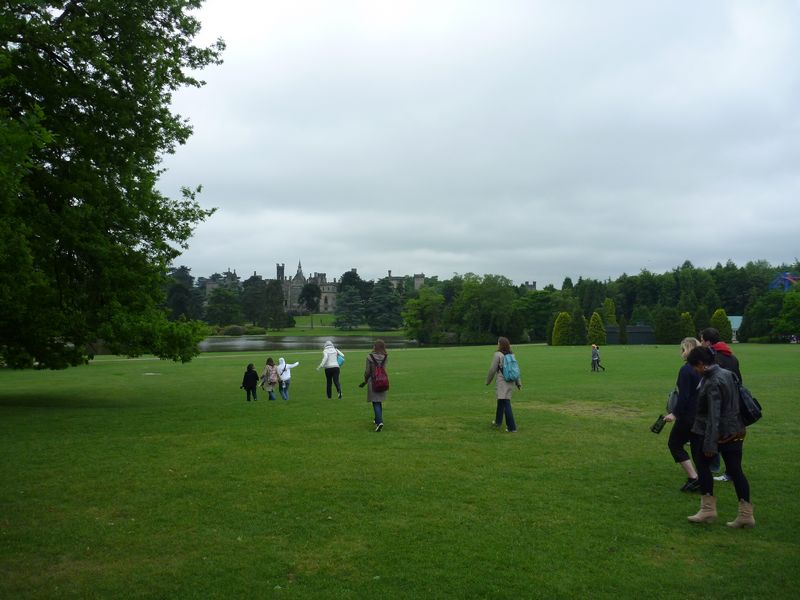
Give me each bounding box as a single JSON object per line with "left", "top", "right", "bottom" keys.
{"left": 280, "top": 380, "right": 290, "bottom": 400}
{"left": 372, "top": 402, "right": 383, "bottom": 425}
{"left": 495, "top": 399, "right": 517, "bottom": 431}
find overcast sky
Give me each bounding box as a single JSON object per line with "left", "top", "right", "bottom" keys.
{"left": 157, "top": 0, "right": 799, "bottom": 288}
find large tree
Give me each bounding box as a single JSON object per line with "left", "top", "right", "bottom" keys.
{"left": 240, "top": 276, "right": 268, "bottom": 326}
{"left": 403, "top": 287, "right": 445, "bottom": 345}
{"left": 334, "top": 286, "right": 365, "bottom": 330}
{"left": 365, "top": 278, "right": 403, "bottom": 330}
{"left": 0, "top": 2, "right": 223, "bottom": 368}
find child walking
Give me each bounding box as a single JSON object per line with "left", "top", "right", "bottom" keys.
{"left": 260, "top": 357, "right": 279, "bottom": 400}
{"left": 241, "top": 363, "right": 259, "bottom": 401}
{"left": 277, "top": 357, "right": 300, "bottom": 400}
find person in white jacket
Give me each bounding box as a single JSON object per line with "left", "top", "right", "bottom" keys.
{"left": 277, "top": 357, "right": 299, "bottom": 401}
{"left": 317, "top": 340, "right": 344, "bottom": 399}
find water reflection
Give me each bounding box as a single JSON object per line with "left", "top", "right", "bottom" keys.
{"left": 199, "top": 335, "right": 416, "bottom": 352}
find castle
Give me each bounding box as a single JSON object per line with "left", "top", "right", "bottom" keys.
{"left": 200, "top": 262, "right": 427, "bottom": 313}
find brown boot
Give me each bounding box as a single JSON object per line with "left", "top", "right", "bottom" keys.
{"left": 726, "top": 500, "right": 755, "bottom": 528}
{"left": 687, "top": 494, "right": 717, "bottom": 523}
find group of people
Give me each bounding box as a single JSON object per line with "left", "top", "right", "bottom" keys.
{"left": 663, "top": 327, "right": 754, "bottom": 528}
{"left": 240, "top": 339, "right": 390, "bottom": 432}
{"left": 243, "top": 329, "right": 755, "bottom": 529}
{"left": 240, "top": 337, "right": 522, "bottom": 435}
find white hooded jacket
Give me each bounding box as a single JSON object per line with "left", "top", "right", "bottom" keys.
{"left": 277, "top": 357, "right": 299, "bottom": 382}
{"left": 317, "top": 341, "right": 344, "bottom": 370}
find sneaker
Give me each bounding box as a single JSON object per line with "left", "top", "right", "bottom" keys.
{"left": 681, "top": 478, "right": 700, "bottom": 492}
{"left": 338, "top": 392, "right": 342, "bottom": 399}
{"left": 714, "top": 473, "right": 731, "bottom": 482}
{"left": 506, "top": 428, "right": 518, "bottom": 433}
{"left": 375, "top": 422, "right": 384, "bottom": 432}
{"left": 491, "top": 421, "right": 499, "bottom": 428}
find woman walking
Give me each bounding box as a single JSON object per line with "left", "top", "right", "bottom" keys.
{"left": 359, "top": 339, "right": 388, "bottom": 432}
{"left": 663, "top": 338, "right": 702, "bottom": 492}
{"left": 316, "top": 340, "right": 344, "bottom": 399}
{"left": 685, "top": 346, "right": 754, "bottom": 528}
{"left": 486, "top": 337, "right": 521, "bottom": 433}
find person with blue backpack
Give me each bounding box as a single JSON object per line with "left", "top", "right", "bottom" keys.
{"left": 486, "top": 337, "right": 522, "bottom": 432}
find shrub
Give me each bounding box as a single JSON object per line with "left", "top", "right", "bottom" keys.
{"left": 222, "top": 325, "right": 245, "bottom": 336}
{"left": 244, "top": 325, "right": 266, "bottom": 335}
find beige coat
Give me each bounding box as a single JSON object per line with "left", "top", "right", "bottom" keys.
{"left": 486, "top": 351, "right": 520, "bottom": 400}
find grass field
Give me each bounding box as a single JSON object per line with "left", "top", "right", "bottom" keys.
{"left": 1, "top": 344, "right": 798, "bottom": 599}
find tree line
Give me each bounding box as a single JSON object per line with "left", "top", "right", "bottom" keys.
{"left": 165, "top": 259, "right": 800, "bottom": 345}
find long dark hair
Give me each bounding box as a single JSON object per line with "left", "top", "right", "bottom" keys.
{"left": 372, "top": 339, "right": 387, "bottom": 355}
{"left": 686, "top": 346, "right": 714, "bottom": 367}
{"left": 497, "top": 337, "right": 512, "bottom": 355}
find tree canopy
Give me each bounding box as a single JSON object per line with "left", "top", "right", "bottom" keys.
{"left": 1, "top": 1, "right": 224, "bottom": 367}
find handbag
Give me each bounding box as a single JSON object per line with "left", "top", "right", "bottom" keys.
{"left": 336, "top": 352, "right": 345, "bottom": 367}
{"left": 666, "top": 388, "right": 678, "bottom": 414}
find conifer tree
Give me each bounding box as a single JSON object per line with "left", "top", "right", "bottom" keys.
{"left": 588, "top": 312, "right": 607, "bottom": 346}
{"left": 710, "top": 308, "right": 733, "bottom": 343}
{"left": 551, "top": 312, "right": 572, "bottom": 346}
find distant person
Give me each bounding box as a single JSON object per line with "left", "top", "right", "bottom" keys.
{"left": 261, "top": 357, "right": 278, "bottom": 401}
{"left": 486, "top": 336, "right": 521, "bottom": 432}
{"left": 277, "top": 357, "right": 300, "bottom": 401}
{"left": 359, "top": 339, "right": 389, "bottom": 431}
{"left": 663, "top": 337, "right": 702, "bottom": 492}
{"left": 316, "top": 340, "right": 345, "bottom": 399}
{"left": 240, "top": 363, "right": 259, "bottom": 402}
{"left": 685, "top": 347, "right": 754, "bottom": 528}
{"left": 591, "top": 344, "right": 605, "bottom": 371}
{"left": 700, "top": 327, "right": 743, "bottom": 482}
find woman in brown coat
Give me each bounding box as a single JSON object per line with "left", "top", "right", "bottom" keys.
{"left": 360, "top": 339, "right": 388, "bottom": 432}
{"left": 486, "top": 337, "right": 521, "bottom": 432}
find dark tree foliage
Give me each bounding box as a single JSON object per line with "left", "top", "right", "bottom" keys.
{"left": 240, "top": 276, "right": 268, "bottom": 325}
{"left": 204, "top": 287, "right": 241, "bottom": 327}
{"left": 403, "top": 287, "right": 445, "bottom": 344}
{"left": 365, "top": 278, "right": 403, "bottom": 330}
{"left": 338, "top": 270, "right": 373, "bottom": 302}
{"left": 739, "top": 291, "right": 784, "bottom": 341}
{"left": 298, "top": 282, "right": 321, "bottom": 314}
{"left": 164, "top": 265, "right": 203, "bottom": 321}
{"left": 1, "top": 1, "right": 224, "bottom": 367}
{"left": 263, "top": 280, "right": 289, "bottom": 329}
{"left": 334, "top": 286, "right": 365, "bottom": 330}
{"left": 653, "top": 306, "right": 683, "bottom": 344}
{"left": 568, "top": 309, "right": 587, "bottom": 345}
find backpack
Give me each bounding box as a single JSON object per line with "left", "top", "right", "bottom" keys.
{"left": 738, "top": 383, "right": 762, "bottom": 426}
{"left": 500, "top": 353, "right": 521, "bottom": 383}
{"left": 370, "top": 355, "right": 389, "bottom": 393}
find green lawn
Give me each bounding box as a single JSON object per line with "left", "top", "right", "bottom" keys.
{"left": 1, "top": 344, "right": 798, "bottom": 599}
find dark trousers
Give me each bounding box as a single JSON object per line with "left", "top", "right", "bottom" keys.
{"left": 245, "top": 387, "right": 257, "bottom": 401}
{"left": 690, "top": 434, "right": 750, "bottom": 502}
{"left": 667, "top": 417, "right": 693, "bottom": 463}
{"left": 495, "top": 399, "right": 517, "bottom": 431}
{"left": 325, "top": 367, "right": 341, "bottom": 398}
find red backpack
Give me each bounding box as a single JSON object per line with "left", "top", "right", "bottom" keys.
{"left": 370, "top": 354, "right": 389, "bottom": 393}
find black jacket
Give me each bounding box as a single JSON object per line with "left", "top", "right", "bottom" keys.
{"left": 691, "top": 364, "right": 745, "bottom": 454}
{"left": 241, "top": 368, "right": 259, "bottom": 390}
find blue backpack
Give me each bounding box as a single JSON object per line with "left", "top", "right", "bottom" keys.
{"left": 501, "top": 353, "right": 521, "bottom": 383}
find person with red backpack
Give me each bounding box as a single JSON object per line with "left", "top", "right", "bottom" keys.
{"left": 359, "top": 339, "right": 389, "bottom": 432}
